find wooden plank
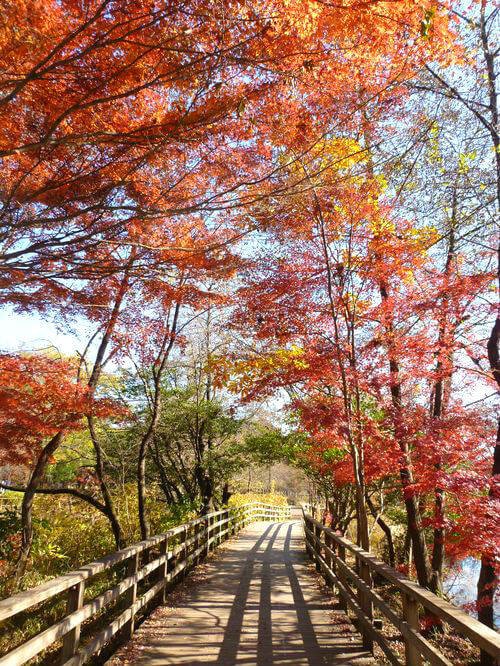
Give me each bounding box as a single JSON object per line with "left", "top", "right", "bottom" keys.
{"left": 60, "top": 581, "right": 85, "bottom": 664}
{"left": 0, "top": 555, "right": 166, "bottom": 666}
{"left": 400, "top": 623, "right": 454, "bottom": 666}
{"left": 303, "top": 512, "right": 500, "bottom": 660}
{"left": 0, "top": 503, "right": 274, "bottom": 666}
{"left": 62, "top": 606, "right": 134, "bottom": 666}
{"left": 402, "top": 592, "right": 422, "bottom": 666}
{"left": 312, "top": 549, "right": 401, "bottom": 666}
{"left": 124, "top": 551, "right": 139, "bottom": 640}
{"left": 0, "top": 534, "right": 168, "bottom": 622}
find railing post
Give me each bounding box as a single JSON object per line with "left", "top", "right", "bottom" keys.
{"left": 402, "top": 592, "right": 422, "bottom": 666}
{"left": 204, "top": 515, "right": 209, "bottom": 556}
{"left": 60, "top": 580, "right": 85, "bottom": 663}
{"left": 305, "top": 516, "right": 313, "bottom": 560}
{"left": 330, "top": 535, "right": 338, "bottom": 593}
{"left": 193, "top": 522, "right": 200, "bottom": 566}
{"left": 337, "top": 543, "right": 348, "bottom": 611}
{"left": 231, "top": 509, "right": 236, "bottom": 536}
{"left": 314, "top": 523, "right": 322, "bottom": 572}
{"left": 214, "top": 513, "right": 219, "bottom": 548}
{"left": 159, "top": 536, "right": 168, "bottom": 603}
{"left": 182, "top": 525, "right": 188, "bottom": 577}
{"left": 124, "top": 551, "right": 139, "bottom": 639}
{"left": 212, "top": 514, "right": 217, "bottom": 548}
{"left": 359, "top": 559, "right": 373, "bottom": 652}
{"left": 324, "top": 532, "right": 333, "bottom": 588}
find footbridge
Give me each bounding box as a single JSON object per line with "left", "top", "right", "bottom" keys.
{"left": 0, "top": 504, "right": 499, "bottom": 666}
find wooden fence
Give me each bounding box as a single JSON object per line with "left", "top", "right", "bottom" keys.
{"left": 0, "top": 502, "right": 290, "bottom": 666}
{"left": 303, "top": 507, "right": 500, "bottom": 666}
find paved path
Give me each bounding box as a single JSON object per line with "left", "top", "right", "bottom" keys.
{"left": 111, "top": 521, "right": 376, "bottom": 665}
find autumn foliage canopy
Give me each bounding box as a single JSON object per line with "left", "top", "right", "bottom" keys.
{"left": 0, "top": 0, "right": 498, "bottom": 632}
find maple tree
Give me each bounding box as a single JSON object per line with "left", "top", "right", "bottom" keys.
{"left": 0, "top": 354, "right": 111, "bottom": 468}
{"left": 409, "top": 2, "right": 499, "bottom": 650}
{"left": 214, "top": 123, "right": 498, "bottom": 615}
{"left": 0, "top": 0, "right": 456, "bottom": 306}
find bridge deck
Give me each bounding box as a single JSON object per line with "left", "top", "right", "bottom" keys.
{"left": 108, "top": 521, "right": 376, "bottom": 665}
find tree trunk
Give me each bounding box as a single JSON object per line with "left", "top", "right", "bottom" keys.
{"left": 429, "top": 204, "right": 456, "bottom": 597}
{"left": 400, "top": 454, "right": 431, "bottom": 588}
{"left": 137, "top": 301, "right": 181, "bottom": 540}
{"left": 478, "top": 314, "right": 500, "bottom": 660}
{"left": 17, "top": 432, "right": 63, "bottom": 578}
{"left": 477, "top": 4, "right": 499, "bottom": 654}
{"left": 87, "top": 415, "right": 124, "bottom": 548}
{"left": 403, "top": 527, "right": 412, "bottom": 567}
{"left": 222, "top": 482, "right": 231, "bottom": 505}
{"left": 380, "top": 281, "right": 432, "bottom": 589}
{"left": 138, "top": 431, "right": 153, "bottom": 540}
{"left": 354, "top": 467, "right": 370, "bottom": 551}
{"left": 195, "top": 463, "right": 214, "bottom": 514}
{"left": 478, "top": 419, "right": 500, "bottom": 665}
{"left": 366, "top": 495, "right": 395, "bottom": 567}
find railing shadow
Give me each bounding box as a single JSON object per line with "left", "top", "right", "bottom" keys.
{"left": 137, "top": 520, "right": 369, "bottom": 665}
{"left": 216, "top": 522, "right": 276, "bottom": 665}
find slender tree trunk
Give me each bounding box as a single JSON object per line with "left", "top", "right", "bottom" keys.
{"left": 195, "top": 462, "right": 214, "bottom": 514}
{"left": 430, "top": 211, "right": 456, "bottom": 596}
{"left": 87, "top": 415, "right": 124, "bottom": 548}
{"left": 476, "top": 5, "right": 500, "bottom": 654}
{"left": 137, "top": 427, "right": 157, "bottom": 539}
{"left": 478, "top": 324, "right": 500, "bottom": 663}
{"left": 380, "top": 283, "right": 432, "bottom": 588}
{"left": 137, "top": 301, "right": 181, "bottom": 540}
{"left": 403, "top": 527, "right": 413, "bottom": 567}
{"left": 353, "top": 456, "right": 370, "bottom": 551}
{"left": 366, "top": 494, "right": 395, "bottom": 567}
{"left": 400, "top": 461, "right": 431, "bottom": 587}
{"left": 17, "top": 432, "right": 63, "bottom": 578}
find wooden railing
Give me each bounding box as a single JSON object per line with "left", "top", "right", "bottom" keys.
{"left": 0, "top": 502, "right": 290, "bottom": 666}
{"left": 303, "top": 507, "right": 500, "bottom": 666}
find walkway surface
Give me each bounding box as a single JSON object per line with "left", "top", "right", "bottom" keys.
{"left": 108, "top": 521, "right": 376, "bottom": 665}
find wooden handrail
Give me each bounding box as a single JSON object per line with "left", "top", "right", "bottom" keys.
{"left": 302, "top": 507, "right": 500, "bottom": 666}
{"left": 0, "top": 502, "right": 290, "bottom": 666}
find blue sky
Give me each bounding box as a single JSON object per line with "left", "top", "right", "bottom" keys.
{"left": 0, "top": 307, "right": 82, "bottom": 356}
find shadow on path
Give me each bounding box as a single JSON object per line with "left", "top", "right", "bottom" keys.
{"left": 216, "top": 522, "right": 276, "bottom": 664}
{"left": 115, "top": 521, "right": 375, "bottom": 666}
